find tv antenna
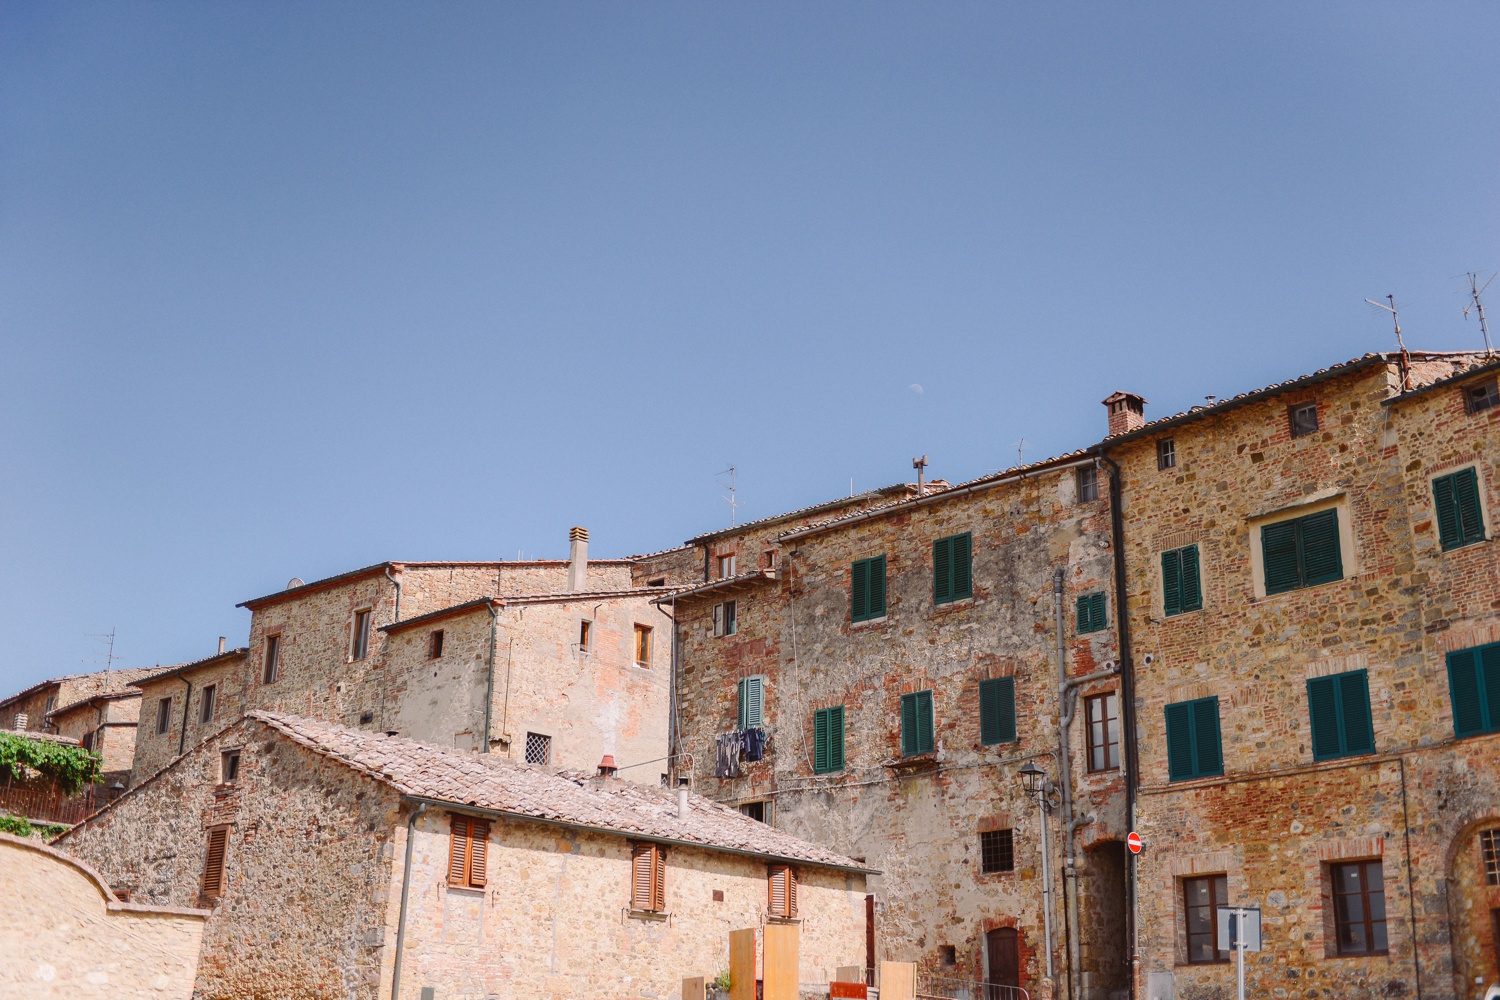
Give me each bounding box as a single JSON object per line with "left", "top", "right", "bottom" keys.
{"left": 87, "top": 628, "right": 120, "bottom": 672}
{"left": 1365, "top": 294, "right": 1412, "bottom": 390}
{"left": 1462, "top": 272, "right": 1494, "bottom": 356}
{"left": 716, "top": 466, "right": 739, "bottom": 526}
{"left": 1016, "top": 439, "right": 1025, "bottom": 466}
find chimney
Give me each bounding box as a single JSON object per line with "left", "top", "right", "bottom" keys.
{"left": 568, "top": 527, "right": 589, "bottom": 592}
{"left": 217, "top": 636, "right": 226, "bottom": 654}
{"left": 1102, "top": 391, "right": 1148, "bottom": 437}
{"left": 597, "top": 754, "right": 618, "bottom": 779}
{"left": 676, "top": 776, "right": 690, "bottom": 818}
{"left": 13, "top": 712, "right": 27, "bottom": 731}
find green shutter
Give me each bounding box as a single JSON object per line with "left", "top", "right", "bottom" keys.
{"left": 933, "top": 537, "right": 953, "bottom": 604}
{"left": 851, "top": 560, "right": 869, "bottom": 621}
{"left": 1448, "top": 649, "right": 1485, "bottom": 737}
{"left": 917, "top": 690, "right": 933, "bottom": 753}
{"left": 1191, "top": 697, "right": 1223, "bottom": 776}
{"left": 738, "top": 676, "right": 764, "bottom": 729}
{"left": 869, "top": 556, "right": 887, "bottom": 618}
{"left": 980, "top": 677, "right": 1016, "bottom": 745}
{"left": 1455, "top": 469, "right": 1486, "bottom": 546}
{"left": 1165, "top": 702, "right": 1195, "bottom": 781}
{"left": 1076, "top": 593, "right": 1107, "bottom": 633}
{"left": 952, "top": 533, "right": 972, "bottom": 600}
{"left": 829, "top": 706, "right": 845, "bottom": 771}
{"left": 1307, "top": 676, "right": 1342, "bottom": 760}
{"left": 1299, "top": 509, "right": 1343, "bottom": 586}
{"left": 1075, "top": 595, "right": 1091, "bottom": 633}
{"left": 902, "top": 690, "right": 934, "bottom": 755}
{"left": 1484, "top": 646, "right": 1500, "bottom": 734}
{"left": 1179, "top": 545, "right": 1202, "bottom": 612}
{"left": 814, "top": 709, "right": 830, "bottom": 773}
{"left": 1435, "top": 468, "right": 1486, "bottom": 550}
{"left": 1338, "top": 671, "right": 1375, "bottom": 755}
{"left": 1434, "top": 473, "right": 1461, "bottom": 549}
{"left": 1162, "top": 550, "right": 1182, "bottom": 616}
{"left": 1262, "top": 520, "right": 1301, "bottom": 594}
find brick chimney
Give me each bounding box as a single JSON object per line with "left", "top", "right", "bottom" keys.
{"left": 567, "top": 526, "right": 589, "bottom": 592}
{"left": 1102, "top": 391, "right": 1147, "bottom": 437}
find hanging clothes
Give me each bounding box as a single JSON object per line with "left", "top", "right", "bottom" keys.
{"left": 715, "top": 731, "right": 742, "bottom": 778}
{"left": 743, "top": 727, "right": 767, "bottom": 762}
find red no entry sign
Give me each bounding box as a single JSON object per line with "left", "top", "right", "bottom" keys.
{"left": 1127, "top": 832, "right": 1143, "bottom": 854}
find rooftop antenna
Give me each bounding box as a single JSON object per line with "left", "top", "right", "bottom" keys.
{"left": 716, "top": 465, "right": 739, "bottom": 526}
{"left": 1016, "top": 439, "right": 1025, "bottom": 467}
{"left": 1365, "top": 294, "right": 1412, "bottom": 390}
{"left": 86, "top": 628, "right": 120, "bottom": 672}
{"left": 1462, "top": 272, "right": 1495, "bottom": 357}
{"left": 912, "top": 455, "right": 929, "bottom": 494}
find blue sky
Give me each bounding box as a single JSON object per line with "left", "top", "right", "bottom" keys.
{"left": 2, "top": 4, "right": 1497, "bottom": 692}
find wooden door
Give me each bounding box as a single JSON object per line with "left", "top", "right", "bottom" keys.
{"left": 985, "top": 928, "right": 1019, "bottom": 992}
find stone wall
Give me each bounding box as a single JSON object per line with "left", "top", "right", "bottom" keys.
{"left": 49, "top": 695, "right": 141, "bottom": 778}
{"left": 129, "top": 652, "right": 250, "bottom": 786}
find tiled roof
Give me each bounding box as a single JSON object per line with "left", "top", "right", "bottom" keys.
{"left": 130, "top": 649, "right": 249, "bottom": 688}
{"left": 250, "top": 712, "right": 871, "bottom": 872}
{"left": 239, "top": 559, "right": 640, "bottom": 610}
{"left": 381, "top": 588, "right": 692, "bottom": 634}
{"left": 0, "top": 729, "right": 82, "bottom": 747}
{"left": 682, "top": 483, "right": 922, "bottom": 546}
{"left": 651, "top": 570, "right": 778, "bottom": 604}
{"left": 0, "top": 666, "right": 164, "bottom": 713}
{"left": 1382, "top": 353, "right": 1500, "bottom": 406}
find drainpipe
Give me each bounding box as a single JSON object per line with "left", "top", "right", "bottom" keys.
{"left": 390, "top": 801, "right": 427, "bottom": 1000}
{"left": 177, "top": 674, "right": 194, "bottom": 757}
{"left": 384, "top": 565, "right": 403, "bottom": 624}
{"left": 482, "top": 601, "right": 498, "bottom": 753}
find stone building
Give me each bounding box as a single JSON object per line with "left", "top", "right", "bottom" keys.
{"left": 59, "top": 711, "right": 870, "bottom": 1000}
{"left": 45, "top": 691, "right": 142, "bottom": 789}
{"left": 0, "top": 667, "right": 158, "bottom": 741}
{"left": 128, "top": 647, "right": 251, "bottom": 786}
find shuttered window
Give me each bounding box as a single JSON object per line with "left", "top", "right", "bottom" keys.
{"left": 901, "top": 690, "right": 935, "bottom": 756}
{"left": 933, "top": 533, "right": 973, "bottom": 604}
{"left": 813, "top": 706, "right": 845, "bottom": 774}
{"left": 201, "top": 826, "right": 229, "bottom": 899}
{"left": 1075, "top": 592, "right": 1107, "bottom": 633}
{"left": 851, "top": 556, "right": 887, "bottom": 622}
{"left": 1433, "top": 468, "right": 1486, "bottom": 551}
{"left": 768, "top": 864, "right": 798, "bottom": 917}
{"left": 1261, "top": 508, "right": 1343, "bottom": 595}
{"left": 1306, "top": 670, "right": 1376, "bottom": 760}
{"left": 713, "top": 601, "right": 738, "bottom": 637}
{"left": 630, "top": 843, "right": 666, "bottom": 912}
{"left": 1164, "top": 697, "right": 1223, "bottom": 781}
{"left": 447, "top": 815, "right": 490, "bottom": 889}
{"left": 738, "top": 675, "right": 765, "bottom": 729}
{"left": 1161, "top": 545, "right": 1202, "bottom": 616}
{"left": 1446, "top": 642, "right": 1500, "bottom": 739}
{"left": 978, "top": 677, "right": 1016, "bottom": 745}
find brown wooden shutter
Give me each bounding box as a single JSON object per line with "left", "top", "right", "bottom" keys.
{"left": 468, "top": 821, "right": 489, "bottom": 888}
{"left": 448, "top": 816, "right": 471, "bottom": 886}
{"left": 787, "top": 866, "right": 797, "bottom": 916}
{"left": 767, "top": 864, "right": 798, "bottom": 917}
{"left": 631, "top": 843, "right": 655, "bottom": 910}
{"left": 651, "top": 845, "right": 666, "bottom": 911}
{"left": 201, "top": 826, "right": 228, "bottom": 898}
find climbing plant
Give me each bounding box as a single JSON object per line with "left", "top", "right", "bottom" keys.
{"left": 0, "top": 732, "right": 102, "bottom": 795}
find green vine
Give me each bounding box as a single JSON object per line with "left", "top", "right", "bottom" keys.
{"left": 0, "top": 732, "right": 102, "bottom": 795}
{"left": 0, "top": 813, "right": 33, "bottom": 837}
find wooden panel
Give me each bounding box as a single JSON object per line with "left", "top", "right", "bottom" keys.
{"left": 830, "top": 983, "right": 867, "bottom": 999}
{"left": 763, "top": 923, "right": 799, "bottom": 1000}
{"left": 834, "top": 967, "right": 864, "bottom": 984}
{"left": 878, "top": 962, "right": 915, "bottom": 1000}
{"left": 682, "top": 978, "right": 705, "bottom": 1000}
{"left": 729, "top": 928, "right": 757, "bottom": 1000}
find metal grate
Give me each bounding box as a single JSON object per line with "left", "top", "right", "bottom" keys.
{"left": 1482, "top": 828, "right": 1500, "bottom": 885}
{"left": 524, "top": 732, "right": 551, "bottom": 766}
{"left": 979, "top": 829, "right": 1014, "bottom": 874}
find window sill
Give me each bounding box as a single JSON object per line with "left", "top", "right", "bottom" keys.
{"left": 445, "top": 885, "right": 485, "bottom": 896}
{"left": 625, "top": 908, "right": 669, "bottom": 922}
{"left": 1332, "top": 950, "right": 1389, "bottom": 959}
{"left": 1175, "top": 959, "right": 1231, "bottom": 968}
{"left": 765, "top": 914, "right": 801, "bottom": 924}
{"left": 1439, "top": 537, "right": 1490, "bottom": 553}
{"left": 930, "top": 597, "right": 974, "bottom": 614}
{"left": 849, "top": 616, "right": 888, "bottom": 629}
{"left": 886, "top": 752, "right": 940, "bottom": 772}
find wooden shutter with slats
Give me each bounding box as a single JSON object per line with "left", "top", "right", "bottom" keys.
{"left": 1299, "top": 509, "right": 1343, "bottom": 586}
{"left": 1337, "top": 671, "right": 1374, "bottom": 755}
{"left": 1164, "top": 703, "right": 1194, "bottom": 781}
{"left": 448, "top": 816, "right": 471, "bottom": 885}
{"left": 1448, "top": 648, "right": 1487, "bottom": 737}
{"left": 979, "top": 677, "right": 1016, "bottom": 745}
{"left": 468, "top": 821, "right": 489, "bottom": 888}
{"left": 1162, "top": 549, "right": 1182, "bottom": 616}
{"left": 1435, "top": 468, "right": 1486, "bottom": 550}
{"left": 952, "top": 534, "right": 971, "bottom": 600}
{"left": 851, "top": 560, "right": 869, "bottom": 621}
{"left": 738, "top": 676, "right": 764, "bottom": 729}
{"left": 1262, "top": 521, "right": 1301, "bottom": 594}
{"left": 201, "top": 826, "right": 228, "bottom": 898}
{"left": 631, "top": 843, "right": 664, "bottom": 911}
{"left": 1179, "top": 545, "right": 1202, "bottom": 612}
{"left": 768, "top": 864, "right": 797, "bottom": 917}
{"left": 448, "top": 816, "right": 489, "bottom": 888}
{"left": 1191, "top": 698, "right": 1222, "bottom": 776}
{"left": 1306, "top": 676, "right": 1342, "bottom": 760}
{"left": 933, "top": 537, "right": 952, "bottom": 604}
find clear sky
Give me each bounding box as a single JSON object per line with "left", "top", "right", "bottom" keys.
{"left": 2, "top": 3, "right": 1497, "bottom": 693}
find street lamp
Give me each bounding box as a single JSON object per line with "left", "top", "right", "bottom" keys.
{"left": 1017, "top": 759, "right": 1056, "bottom": 982}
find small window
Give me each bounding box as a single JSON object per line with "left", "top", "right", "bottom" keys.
{"left": 978, "top": 677, "right": 1016, "bottom": 746}
{"left": 647, "top": 577, "right": 666, "bottom": 588}
{"left": 43, "top": 696, "right": 55, "bottom": 714}
{"left": 263, "top": 634, "right": 281, "bottom": 684}
{"left": 939, "top": 945, "right": 957, "bottom": 965}
{"left": 901, "top": 690, "right": 935, "bottom": 756}
{"left": 429, "top": 630, "right": 444, "bottom": 659}
{"left": 155, "top": 696, "right": 172, "bottom": 736}
{"left": 980, "top": 829, "right": 1014, "bottom": 874}
{"left": 1479, "top": 828, "right": 1500, "bottom": 886}
{"left": 1077, "top": 465, "right": 1100, "bottom": 503}
{"left": 717, "top": 553, "right": 737, "bottom": 579}
{"left": 1164, "top": 696, "right": 1223, "bottom": 781}
{"left": 1157, "top": 438, "right": 1176, "bottom": 470}
{"left": 631, "top": 842, "right": 666, "bottom": 912}
{"left": 351, "top": 609, "right": 372, "bottom": 661}
{"left": 764, "top": 550, "right": 777, "bottom": 569}
{"left": 1433, "top": 467, "right": 1486, "bottom": 551}
{"left": 1161, "top": 544, "right": 1202, "bottom": 616}
{"left": 1331, "top": 860, "right": 1388, "bottom": 955}
{"left": 813, "top": 705, "right": 845, "bottom": 774}
{"left": 359, "top": 711, "right": 374, "bottom": 725}
{"left": 1261, "top": 508, "right": 1343, "bottom": 594}
{"left": 220, "top": 750, "right": 240, "bottom": 784}
{"left": 199, "top": 684, "right": 217, "bottom": 725}
{"left": 1464, "top": 379, "right": 1500, "bottom": 414}
{"left": 1075, "top": 592, "right": 1107, "bottom": 634}
{"left": 634, "top": 624, "right": 652, "bottom": 667}
{"left": 577, "top": 620, "right": 592, "bottom": 652}
{"left": 933, "top": 532, "right": 973, "bottom": 604}
{"left": 851, "top": 555, "right": 887, "bottom": 622}
{"left": 1289, "top": 402, "right": 1319, "bottom": 438}
{"left": 447, "top": 816, "right": 489, "bottom": 889}
{"left": 767, "top": 864, "right": 798, "bottom": 917}
{"left": 1085, "top": 692, "right": 1120, "bottom": 772}
{"left": 1445, "top": 642, "right": 1500, "bottom": 738}
{"left": 713, "top": 601, "right": 738, "bottom": 637}
{"left": 1306, "top": 670, "right": 1375, "bottom": 760}
{"left": 524, "top": 732, "right": 552, "bottom": 765}
{"left": 1183, "top": 874, "right": 1228, "bottom": 963}
{"left": 201, "top": 826, "right": 229, "bottom": 899}
{"left": 81, "top": 730, "right": 96, "bottom": 752}
{"left": 737, "top": 676, "right": 765, "bottom": 729}
{"left": 740, "top": 801, "right": 769, "bottom": 823}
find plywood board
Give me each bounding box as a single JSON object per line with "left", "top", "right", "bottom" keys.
{"left": 878, "top": 962, "right": 915, "bottom": 1000}
{"left": 729, "top": 928, "right": 757, "bottom": 1000}
{"left": 763, "top": 923, "right": 800, "bottom": 1000}
{"left": 682, "top": 978, "right": 706, "bottom": 1000}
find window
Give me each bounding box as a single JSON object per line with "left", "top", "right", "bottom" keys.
{"left": 1077, "top": 465, "right": 1100, "bottom": 502}
{"left": 155, "top": 697, "right": 172, "bottom": 736}
{"left": 764, "top": 550, "right": 777, "bottom": 569}
{"left": 851, "top": 556, "right": 887, "bottom": 622}
{"left": 359, "top": 711, "right": 374, "bottom": 725}
{"left": 713, "top": 601, "right": 738, "bottom": 637}
{"left": 634, "top": 624, "right": 652, "bottom": 667}
{"left": 979, "top": 677, "right": 1016, "bottom": 745}
{"left": 263, "top": 634, "right": 281, "bottom": 683}
{"left": 1183, "top": 874, "right": 1228, "bottom": 963}
{"left": 940, "top": 945, "right": 957, "bottom": 965}
{"left": 767, "top": 864, "right": 798, "bottom": 917}
{"left": 200, "top": 684, "right": 217, "bottom": 725}
{"left": 1480, "top": 828, "right": 1500, "bottom": 886}
{"left": 220, "top": 750, "right": 240, "bottom": 784}
{"left": 1164, "top": 697, "right": 1223, "bottom": 781}
{"left": 980, "top": 829, "right": 1014, "bottom": 874}
{"left": 1262, "top": 508, "right": 1343, "bottom": 594}
{"left": 740, "top": 801, "right": 769, "bottom": 823}
{"left": 429, "top": 630, "right": 444, "bottom": 659}
{"left": 81, "top": 730, "right": 95, "bottom": 752}
{"left": 933, "top": 533, "right": 973, "bottom": 604}
{"left": 1289, "top": 402, "right": 1319, "bottom": 438}
{"left": 201, "top": 826, "right": 229, "bottom": 899}
{"left": 631, "top": 843, "right": 666, "bottom": 911}
{"left": 1158, "top": 438, "right": 1176, "bottom": 470}
{"left": 813, "top": 706, "right": 845, "bottom": 774}
{"left": 647, "top": 577, "right": 666, "bottom": 588}
{"left": 1161, "top": 545, "right": 1202, "bottom": 616}
{"left": 1307, "top": 670, "right": 1375, "bottom": 760}
{"left": 1464, "top": 379, "right": 1500, "bottom": 414}
{"left": 1433, "top": 467, "right": 1486, "bottom": 551}
{"left": 1076, "top": 592, "right": 1107, "bottom": 633}
{"left": 901, "top": 690, "right": 935, "bottom": 756}
{"left": 1085, "top": 693, "right": 1120, "bottom": 772}
{"left": 1446, "top": 641, "right": 1500, "bottom": 738}
{"left": 1331, "top": 860, "right": 1387, "bottom": 955}
{"left": 43, "top": 696, "right": 55, "bottom": 714}
{"left": 447, "top": 815, "right": 489, "bottom": 889}
{"left": 524, "top": 732, "right": 552, "bottom": 765}
{"left": 351, "top": 609, "right": 372, "bottom": 660}
{"left": 579, "top": 620, "right": 592, "bottom": 652}
{"left": 717, "top": 553, "right": 737, "bottom": 579}
{"left": 737, "top": 676, "right": 765, "bottom": 729}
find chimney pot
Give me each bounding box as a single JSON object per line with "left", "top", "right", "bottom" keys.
{"left": 597, "top": 753, "right": 617, "bottom": 778}
{"left": 568, "top": 527, "right": 590, "bottom": 592}
{"left": 217, "top": 636, "right": 226, "bottom": 654}
{"left": 676, "top": 777, "right": 690, "bottom": 818}
{"left": 1102, "top": 391, "right": 1148, "bottom": 437}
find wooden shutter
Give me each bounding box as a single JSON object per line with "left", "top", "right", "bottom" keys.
{"left": 952, "top": 533, "right": 971, "bottom": 599}
{"left": 851, "top": 560, "right": 869, "bottom": 621}
{"left": 201, "top": 826, "right": 228, "bottom": 898}
{"left": 1299, "top": 509, "right": 1343, "bottom": 586}
{"left": 1307, "top": 676, "right": 1342, "bottom": 760}
{"left": 828, "top": 705, "right": 844, "bottom": 771}
{"left": 1454, "top": 469, "right": 1486, "bottom": 545}
{"left": 979, "top": 677, "right": 1015, "bottom": 745}
{"left": 738, "top": 676, "right": 764, "bottom": 729}
{"left": 1164, "top": 702, "right": 1195, "bottom": 781}
{"left": 448, "top": 816, "right": 471, "bottom": 885}
{"left": 714, "top": 604, "right": 724, "bottom": 637}
{"left": 1179, "top": 546, "right": 1202, "bottom": 612}
{"left": 1484, "top": 646, "right": 1500, "bottom": 734}
{"left": 1448, "top": 649, "right": 1486, "bottom": 737}
{"left": 468, "top": 821, "right": 489, "bottom": 887}
{"left": 868, "top": 557, "right": 886, "bottom": 618}
{"left": 900, "top": 693, "right": 919, "bottom": 756}
{"left": 1262, "top": 521, "right": 1300, "bottom": 594}
{"left": 768, "top": 864, "right": 797, "bottom": 916}
{"left": 1434, "top": 472, "right": 1462, "bottom": 549}
{"left": 631, "top": 843, "right": 657, "bottom": 910}
{"left": 1191, "top": 698, "right": 1222, "bottom": 776}
{"left": 933, "top": 537, "right": 953, "bottom": 604}
{"left": 1162, "top": 549, "right": 1182, "bottom": 616}
{"left": 814, "top": 708, "right": 830, "bottom": 773}
{"left": 1075, "top": 595, "right": 1091, "bottom": 633}
{"left": 1337, "top": 671, "right": 1374, "bottom": 755}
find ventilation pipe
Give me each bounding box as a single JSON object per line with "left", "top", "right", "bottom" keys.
{"left": 597, "top": 754, "right": 618, "bottom": 778}
{"left": 676, "top": 776, "right": 690, "bottom": 818}
{"left": 217, "top": 637, "right": 226, "bottom": 654}
{"left": 568, "top": 527, "right": 589, "bottom": 592}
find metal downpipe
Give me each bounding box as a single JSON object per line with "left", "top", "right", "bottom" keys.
{"left": 390, "top": 802, "right": 427, "bottom": 1000}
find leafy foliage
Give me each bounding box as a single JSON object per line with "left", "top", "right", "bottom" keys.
{"left": 0, "top": 813, "right": 33, "bottom": 837}
{"left": 713, "top": 970, "right": 732, "bottom": 991}
{"left": 0, "top": 732, "right": 102, "bottom": 795}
